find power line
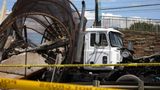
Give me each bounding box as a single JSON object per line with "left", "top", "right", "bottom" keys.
{"left": 103, "top": 0, "right": 160, "bottom": 4}
{"left": 72, "top": 0, "right": 160, "bottom": 5}
{"left": 85, "top": 3, "right": 160, "bottom": 11}
{"left": 106, "top": 8, "right": 160, "bottom": 13}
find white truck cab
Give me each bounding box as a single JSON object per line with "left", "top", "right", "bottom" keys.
{"left": 83, "top": 28, "right": 124, "bottom": 70}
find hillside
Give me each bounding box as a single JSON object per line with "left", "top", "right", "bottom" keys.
{"left": 122, "top": 30, "right": 160, "bottom": 57}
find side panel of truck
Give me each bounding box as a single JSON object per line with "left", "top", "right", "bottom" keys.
{"left": 84, "top": 32, "right": 113, "bottom": 70}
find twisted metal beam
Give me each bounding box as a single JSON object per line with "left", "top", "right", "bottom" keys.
{"left": 0, "top": 0, "right": 84, "bottom": 64}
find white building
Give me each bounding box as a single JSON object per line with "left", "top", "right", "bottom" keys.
{"left": 85, "top": 11, "right": 160, "bottom": 29}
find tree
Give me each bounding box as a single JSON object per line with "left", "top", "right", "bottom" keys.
{"left": 129, "top": 22, "right": 159, "bottom": 32}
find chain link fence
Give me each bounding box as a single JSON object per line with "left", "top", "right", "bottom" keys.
{"left": 102, "top": 16, "right": 160, "bottom": 32}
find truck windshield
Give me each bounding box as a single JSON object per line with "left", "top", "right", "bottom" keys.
{"left": 90, "top": 33, "right": 108, "bottom": 46}
{"left": 109, "top": 32, "right": 123, "bottom": 48}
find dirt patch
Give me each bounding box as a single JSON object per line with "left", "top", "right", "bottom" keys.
{"left": 122, "top": 30, "right": 160, "bottom": 57}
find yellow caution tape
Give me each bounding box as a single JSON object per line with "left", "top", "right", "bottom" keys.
{"left": 0, "top": 78, "right": 122, "bottom": 90}
{"left": 0, "top": 63, "right": 160, "bottom": 67}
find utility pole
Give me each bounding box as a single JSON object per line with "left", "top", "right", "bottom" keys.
{"left": 95, "top": 0, "right": 101, "bottom": 26}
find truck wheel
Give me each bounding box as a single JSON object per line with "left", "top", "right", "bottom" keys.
{"left": 116, "top": 74, "right": 144, "bottom": 90}
{"left": 116, "top": 74, "right": 142, "bottom": 82}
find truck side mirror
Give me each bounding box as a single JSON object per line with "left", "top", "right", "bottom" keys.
{"left": 128, "top": 41, "right": 133, "bottom": 51}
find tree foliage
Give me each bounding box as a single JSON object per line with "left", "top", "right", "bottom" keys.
{"left": 129, "top": 22, "right": 160, "bottom": 31}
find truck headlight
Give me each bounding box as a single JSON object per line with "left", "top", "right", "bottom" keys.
{"left": 121, "top": 50, "right": 130, "bottom": 58}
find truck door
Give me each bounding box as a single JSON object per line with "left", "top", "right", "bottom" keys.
{"left": 109, "top": 32, "right": 123, "bottom": 64}
{"left": 84, "top": 32, "right": 111, "bottom": 70}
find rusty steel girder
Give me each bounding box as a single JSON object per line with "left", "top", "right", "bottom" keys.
{"left": 0, "top": 0, "right": 85, "bottom": 64}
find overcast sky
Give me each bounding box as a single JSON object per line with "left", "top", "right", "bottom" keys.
{"left": 0, "top": 0, "right": 160, "bottom": 19}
